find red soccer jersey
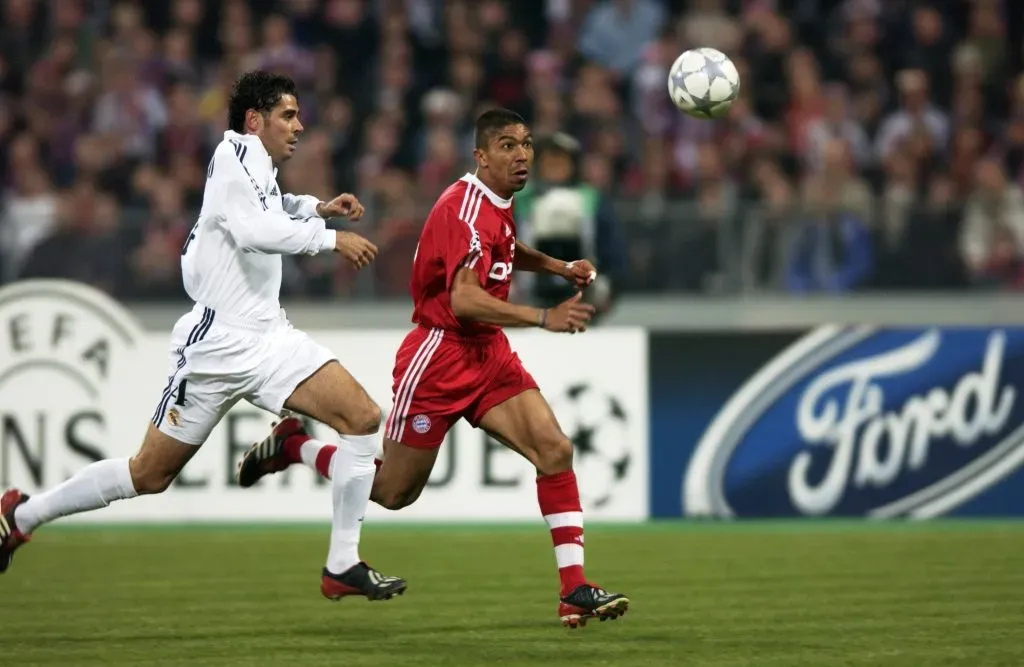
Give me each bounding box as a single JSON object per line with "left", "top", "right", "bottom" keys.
{"left": 409, "top": 173, "right": 518, "bottom": 337}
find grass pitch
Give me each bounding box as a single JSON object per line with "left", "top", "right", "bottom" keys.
{"left": 3, "top": 521, "right": 1023, "bottom": 667}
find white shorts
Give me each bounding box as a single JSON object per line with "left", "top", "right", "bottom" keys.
{"left": 151, "top": 304, "right": 336, "bottom": 445}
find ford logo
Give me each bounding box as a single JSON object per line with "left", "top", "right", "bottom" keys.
{"left": 683, "top": 327, "right": 1024, "bottom": 518}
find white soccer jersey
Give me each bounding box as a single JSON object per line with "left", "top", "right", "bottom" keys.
{"left": 180, "top": 130, "right": 337, "bottom": 322}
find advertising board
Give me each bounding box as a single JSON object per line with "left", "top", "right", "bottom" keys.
{"left": 0, "top": 281, "right": 648, "bottom": 522}
{"left": 650, "top": 327, "right": 1024, "bottom": 518}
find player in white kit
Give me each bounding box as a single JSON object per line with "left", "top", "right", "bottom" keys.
{"left": 0, "top": 71, "right": 407, "bottom": 601}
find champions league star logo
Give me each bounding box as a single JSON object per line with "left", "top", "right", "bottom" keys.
{"left": 550, "top": 383, "right": 631, "bottom": 509}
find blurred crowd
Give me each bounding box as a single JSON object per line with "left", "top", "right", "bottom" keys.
{"left": 0, "top": 0, "right": 1022, "bottom": 302}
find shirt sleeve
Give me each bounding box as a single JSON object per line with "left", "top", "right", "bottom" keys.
{"left": 281, "top": 193, "right": 322, "bottom": 219}
{"left": 440, "top": 200, "right": 493, "bottom": 289}
{"left": 218, "top": 148, "right": 335, "bottom": 256}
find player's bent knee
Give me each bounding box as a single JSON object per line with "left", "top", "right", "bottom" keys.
{"left": 129, "top": 425, "right": 195, "bottom": 495}
{"left": 332, "top": 400, "right": 381, "bottom": 436}
{"left": 128, "top": 457, "right": 178, "bottom": 495}
{"left": 533, "top": 434, "right": 574, "bottom": 476}
{"left": 372, "top": 469, "right": 426, "bottom": 511}
{"left": 375, "top": 486, "right": 422, "bottom": 511}
{"left": 360, "top": 402, "right": 383, "bottom": 433}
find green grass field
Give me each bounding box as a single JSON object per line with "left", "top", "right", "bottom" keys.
{"left": 3, "top": 521, "right": 1023, "bottom": 667}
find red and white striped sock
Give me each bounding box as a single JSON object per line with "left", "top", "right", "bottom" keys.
{"left": 537, "top": 470, "right": 586, "bottom": 597}
{"left": 282, "top": 435, "right": 336, "bottom": 480}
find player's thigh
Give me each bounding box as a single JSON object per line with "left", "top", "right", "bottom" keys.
{"left": 281, "top": 360, "right": 381, "bottom": 435}
{"left": 152, "top": 313, "right": 241, "bottom": 442}
{"left": 371, "top": 438, "right": 441, "bottom": 510}
{"left": 254, "top": 329, "right": 380, "bottom": 435}
{"left": 384, "top": 328, "right": 470, "bottom": 447}
{"left": 154, "top": 368, "right": 238, "bottom": 441}
{"left": 147, "top": 375, "right": 238, "bottom": 489}
{"left": 477, "top": 389, "right": 574, "bottom": 475}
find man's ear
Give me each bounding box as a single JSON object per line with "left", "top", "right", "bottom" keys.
{"left": 245, "top": 109, "right": 264, "bottom": 134}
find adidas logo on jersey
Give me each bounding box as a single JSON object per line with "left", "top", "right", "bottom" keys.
{"left": 269, "top": 184, "right": 280, "bottom": 197}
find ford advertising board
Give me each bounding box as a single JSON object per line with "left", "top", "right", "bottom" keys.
{"left": 650, "top": 327, "right": 1024, "bottom": 518}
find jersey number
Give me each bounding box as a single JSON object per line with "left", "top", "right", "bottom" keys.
{"left": 181, "top": 222, "right": 199, "bottom": 255}
{"left": 184, "top": 157, "right": 214, "bottom": 254}
{"left": 174, "top": 379, "right": 188, "bottom": 406}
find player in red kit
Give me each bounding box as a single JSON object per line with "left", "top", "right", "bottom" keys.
{"left": 238, "top": 109, "right": 629, "bottom": 628}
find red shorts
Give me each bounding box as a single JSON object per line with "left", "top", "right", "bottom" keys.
{"left": 384, "top": 326, "right": 538, "bottom": 448}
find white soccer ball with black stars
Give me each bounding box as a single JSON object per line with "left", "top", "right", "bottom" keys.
{"left": 551, "top": 383, "right": 631, "bottom": 509}
{"left": 667, "top": 47, "right": 741, "bottom": 119}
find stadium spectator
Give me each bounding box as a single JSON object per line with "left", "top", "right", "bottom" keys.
{"left": 578, "top": 0, "right": 666, "bottom": 78}
{"left": 785, "top": 140, "right": 874, "bottom": 294}
{"left": 0, "top": 0, "right": 1020, "bottom": 299}
{"left": 960, "top": 159, "right": 1024, "bottom": 287}
{"left": 515, "top": 131, "right": 626, "bottom": 317}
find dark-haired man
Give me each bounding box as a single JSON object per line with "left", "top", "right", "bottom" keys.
{"left": 0, "top": 71, "right": 407, "bottom": 602}
{"left": 240, "top": 108, "right": 630, "bottom": 628}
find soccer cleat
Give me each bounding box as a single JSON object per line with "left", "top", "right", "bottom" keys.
{"left": 0, "top": 488, "right": 31, "bottom": 574}
{"left": 558, "top": 584, "right": 630, "bottom": 628}
{"left": 321, "top": 562, "right": 408, "bottom": 601}
{"left": 236, "top": 416, "right": 309, "bottom": 488}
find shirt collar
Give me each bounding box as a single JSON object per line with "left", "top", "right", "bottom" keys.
{"left": 460, "top": 172, "right": 513, "bottom": 209}
{"left": 224, "top": 130, "right": 273, "bottom": 173}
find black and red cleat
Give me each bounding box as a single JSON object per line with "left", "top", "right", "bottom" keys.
{"left": 0, "top": 488, "right": 31, "bottom": 574}
{"left": 321, "top": 562, "right": 408, "bottom": 602}
{"left": 236, "top": 416, "right": 309, "bottom": 488}
{"left": 558, "top": 584, "right": 630, "bottom": 628}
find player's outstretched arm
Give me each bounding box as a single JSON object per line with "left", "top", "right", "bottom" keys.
{"left": 221, "top": 156, "right": 335, "bottom": 257}
{"left": 334, "top": 231, "right": 377, "bottom": 269}
{"left": 513, "top": 240, "right": 571, "bottom": 275}
{"left": 450, "top": 267, "right": 594, "bottom": 333}
{"left": 451, "top": 266, "right": 542, "bottom": 327}
{"left": 514, "top": 240, "right": 597, "bottom": 290}
{"left": 226, "top": 192, "right": 336, "bottom": 256}
{"left": 281, "top": 193, "right": 322, "bottom": 219}
{"left": 316, "top": 193, "right": 365, "bottom": 221}
{"left": 283, "top": 192, "right": 367, "bottom": 222}
{"left": 280, "top": 191, "right": 375, "bottom": 268}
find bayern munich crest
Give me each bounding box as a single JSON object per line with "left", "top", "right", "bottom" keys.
{"left": 411, "top": 414, "right": 432, "bottom": 434}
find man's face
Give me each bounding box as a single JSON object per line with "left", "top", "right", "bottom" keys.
{"left": 252, "top": 93, "right": 303, "bottom": 163}
{"left": 825, "top": 91, "right": 847, "bottom": 123}
{"left": 976, "top": 160, "right": 1005, "bottom": 194}
{"left": 475, "top": 123, "right": 534, "bottom": 194}
{"left": 538, "top": 150, "right": 574, "bottom": 184}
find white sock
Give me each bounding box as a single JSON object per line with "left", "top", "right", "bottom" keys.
{"left": 14, "top": 458, "right": 138, "bottom": 534}
{"left": 326, "top": 433, "right": 378, "bottom": 575}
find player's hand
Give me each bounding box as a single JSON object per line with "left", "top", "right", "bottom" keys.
{"left": 318, "top": 193, "right": 365, "bottom": 221}
{"left": 335, "top": 231, "right": 378, "bottom": 269}
{"left": 542, "top": 292, "right": 595, "bottom": 334}
{"left": 564, "top": 260, "right": 597, "bottom": 290}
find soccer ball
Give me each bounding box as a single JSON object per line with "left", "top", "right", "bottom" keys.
{"left": 550, "top": 384, "right": 632, "bottom": 509}
{"left": 667, "top": 47, "right": 740, "bottom": 119}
